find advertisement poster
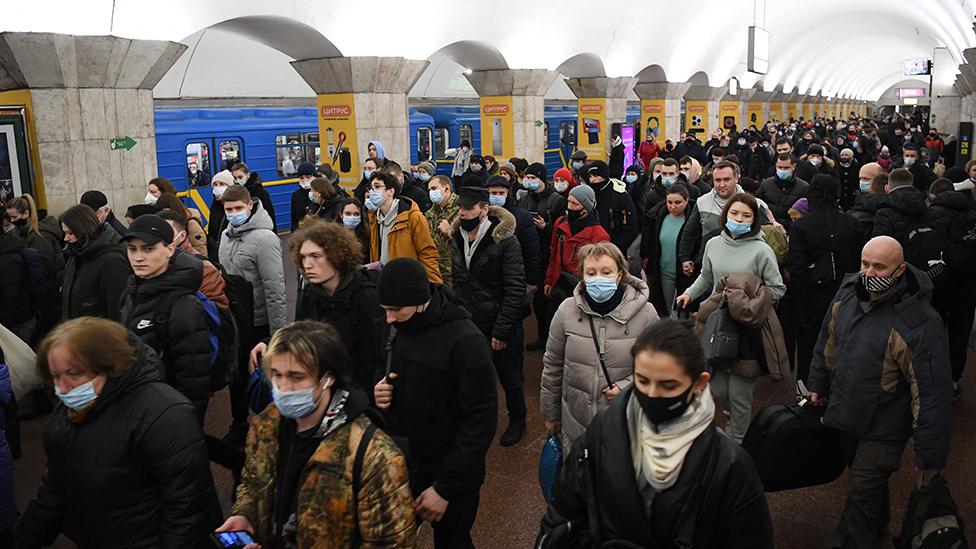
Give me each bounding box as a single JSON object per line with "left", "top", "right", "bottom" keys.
{"left": 577, "top": 98, "right": 607, "bottom": 161}
{"left": 786, "top": 103, "right": 799, "bottom": 121}
{"left": 747, "top": 102, "right": 764, "bottom": 126}
{"left": 769, "top": 103, "right": 783, "bottom": 123}
{"left": 316, "top": 93, "right": 360, "bottom": 190}
{"left": 479, "top": 96, "right": 514, "bottom": 159}
{"left": 640, "top": 99, "right": 666, "bottom": 143}
{"left": 719, "top": 101, "right": 740, "bottom": 132}
{"left": 684, "top": 100, "right": 708, "bottom": 138}
{"left": 621, "top": 125, "right": 635, "bottom": 177}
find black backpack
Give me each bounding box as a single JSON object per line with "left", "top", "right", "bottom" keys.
{"left": 19, "top": 248, "right": 59, "bottom": 315}
{"left": 208, "top": 258, "right": 255, "bottom": 360}
{"left": 903, "top": 219, "right": 946, "bottom": 279}
{"left": 895, "top": 474, "right": 968, "bottom": 549}
{"left": 154, "top": 289, "right": 239, "bottom": 392}
{"left": 943, "top": 213, "right": 976, "bottom": 274}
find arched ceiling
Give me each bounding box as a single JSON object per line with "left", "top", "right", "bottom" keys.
{"left": 6, "top": 0, "right": 974, "bottom": 101}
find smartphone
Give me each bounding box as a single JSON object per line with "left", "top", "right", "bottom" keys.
{"left": 530, "top": 211, "right": 542, "bottom": 219}
{"left": 211, "top": 531, "right": 256, "bottom": 548}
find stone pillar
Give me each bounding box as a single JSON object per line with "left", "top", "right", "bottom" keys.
{"left": 565, "top": 76, "right": 637, "bottom": 162}
{"left": 768, "top": 90, "right": 786, "bottom": 123}
{"left": 0, "top": 32, "right": 186, "bottom": 214}
{"left": 748, "top": 88, "right": 772, "bottom": 126}
{"left": 684, "top": 85, "right": 726, "bottom": 138}
{"left": 291, "top": 56, "right": 428, "bottom": 189}
{"left": 784, "top": 92, "right": 801, "bottom": 121}
{"left": 464, "top": 69, "right": 559, "bottom": 163}
{"left": 633, "top": 81, "right": 691, "bottom": 143}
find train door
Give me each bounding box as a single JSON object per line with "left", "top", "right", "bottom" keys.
{"left": 0, "top": 107, "right": 33, "bottom": 201}
{"left": 558, "top": 121, "right": 576, "bottom": 167}
{"left": 416, "top": 126, "right": 433, "bottom": 163}
{"left": 184, "top": 136, "right": 245, "bottom": 185}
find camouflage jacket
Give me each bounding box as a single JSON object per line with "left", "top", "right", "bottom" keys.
{"left": 425, "top": 193, "right": 459, "bottom": 286}
{"left": 231, "top": 405, "right": 416, "bottom": 548}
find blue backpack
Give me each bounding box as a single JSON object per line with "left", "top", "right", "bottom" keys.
{"left": 154, "top": 290, "right": 238, "bottom": 391}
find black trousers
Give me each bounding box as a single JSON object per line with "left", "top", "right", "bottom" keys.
{"left": 933, "top": 283, "right": 975, "bottom": 382}
{"left": 492, "top": 328, "right": 527, "bottom": 421}
{"left": 796, "top": 305, "right": 829, "bottom": 384}
{"left": 834, "top": 439, "right": 907, "bottom": 549}
{"left": 413, "top": 473, "right": 481, "bottom": 549}
{"left": 532, "top": 285, "right": 553, "bottom": 342}
{"left": 230, "top": 324, "right": 270, "bottom": 425}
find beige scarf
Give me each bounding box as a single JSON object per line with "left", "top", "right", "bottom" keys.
{"left": 629, "top": 385, "right": 715, "bottom": 492}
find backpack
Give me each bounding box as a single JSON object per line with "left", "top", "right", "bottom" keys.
{"left": 903, "top": 220, "right": 947, "bottom": 279}
{"left": 208, "top": 258, "right": 254, "bottom": 363}
{"left": 19, "top": 248, "right": 59, "bottom": 314}
{"left": 895, "top": 474, "right": 968, "bottom": 549}
{"left": 154, "top": 290, "right": 239, "bottom": 392}
{"left": 943, "top": 213, "right": 976, "bottom": 274}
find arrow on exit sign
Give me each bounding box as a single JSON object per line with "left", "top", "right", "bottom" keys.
{"left": 110, "top": 137, "right": 137, "bottom": 151}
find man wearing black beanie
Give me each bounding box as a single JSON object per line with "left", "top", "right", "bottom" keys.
{"left": 373, "top": 258, "right": 498, "bottom": 548}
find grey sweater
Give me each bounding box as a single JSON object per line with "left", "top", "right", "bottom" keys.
{"left": 685, "top": 231, "right": 786, "bottom": 301}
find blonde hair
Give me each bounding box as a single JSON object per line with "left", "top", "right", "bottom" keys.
{"left": 6, "top": 194, "right": 39, "bottom": 234}
{"left": 262, "top": 321, "right": 352, "bottom": 388}
{"left": 577, "top": 242, "right": 631, "bottom": 280}
{"left": 36, "top": 317, "right": 134, "bottom": 383}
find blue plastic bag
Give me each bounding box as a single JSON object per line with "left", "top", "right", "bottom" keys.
{"left": 539, "top": 433, "right": 563, "bottom": 502}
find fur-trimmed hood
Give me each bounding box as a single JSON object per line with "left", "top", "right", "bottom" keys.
{"left": 450, "top": 205, "right": 516, "bottom": 242}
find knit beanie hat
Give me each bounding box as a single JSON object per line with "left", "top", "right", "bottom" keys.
{"left": 553, "top": 167, "right": 573, "bottom": 182}
{"left": 377, "top": 258, "right": 431, "bottom": 307}
{"left": 297, "top": 163, "right": 316, "bottom": 177}
{"left": 587, "top": 160, "right": 610, "bottom": 181}
{"left": 524, "top": 162, "right": 547, "bottom": 182}
{"left": 212, "top": 170, "right": 235, "bottom": 185}
{"left": 789, "top": 197, "right": 809, "bottom": 216}
{"left": 569, "top": 184, "right": 597, "bottom": 212}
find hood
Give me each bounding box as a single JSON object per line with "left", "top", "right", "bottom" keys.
{"left": 931, "top": 190, "right": 970, "bottom": 212}
{"left": 76, "top": 334, "right": 164, "bottom": 422}
{"left": 245, "top": 172, "right": 263, "bottom": 188}
{"left": 38, "top": 215, "right": 63, "bottom": 241}
{"left": 0, "top": 230, "right": 25, "bottom": 255}
{"left": 808, "top": 175, "right": 838, "bottom": 209}
{"left": 369, "top": 140, "right": 386, "bottom": 159}
{"left": 853, "top": 192, "right": 886, "bottom": 212}
{"left": 573, "top": 275, "right": 651, "bottom": 323}
{"left": 72, "top": 224, "right": 119, "bottom": 259}
{"left": 129, "top": 249, "right": 203, "bottom": 301}
{"left": 226, "top": 199, "right": 274, "bottom": 236}
{"left": 881, "top": 186, "right": 927, "bottom": 217}
{"left": 450, "top": 205, "right": 516, "bottom": 242}
{"left": 720, "top": 230, "right": 766, "bottom": 247}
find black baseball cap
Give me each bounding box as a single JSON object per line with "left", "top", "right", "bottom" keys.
{"left": 456, "top": 186, "right": 490, "bottom": 208}
{"left": 121, "top": 214, "right": 174, "bottom": 245}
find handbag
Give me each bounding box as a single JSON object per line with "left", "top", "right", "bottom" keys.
{"left": 700, "top": 297, "right": 740, "bottom": 361}
{"left": 538, "top": 433, "right": 563, "bottom": 502}
{"left": 586, "top": 317, "right": 615, "bottom": 389}
{"left": 0, "top": 322, "right": 40, "bottom": 401}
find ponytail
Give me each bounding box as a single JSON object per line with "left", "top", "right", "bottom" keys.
{"left": 7, "top": 194, "right": 39, "bottom": 234}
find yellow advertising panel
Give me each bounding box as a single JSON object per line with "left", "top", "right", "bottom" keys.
{"left": 769, "top": 103, "right": 783, "bottom": 123}
{"left": 577, "top": 98, "right": 608, "bottom": 161}
{"left": 719, "top": 101, "right": 740, "bottom": 133}
{"left": 747, "top": 102, "right": 764, "bottom": 127}
{"left": 684, "top": 100, "right": 708, "bottom": 138}
{"left": 802, "top": 103, "right": 813, "bottom": 121}
{"left": 640, "top": 99, "right": 666, "bottom": 143}
{"left": 479, "top": 96, "right": 514, "bottom": 159}
{"left": 316, "top": 93, "right": 360, "bottom": 191}
{"left": 786, "top": 103, "right": 799, "bottom": 121}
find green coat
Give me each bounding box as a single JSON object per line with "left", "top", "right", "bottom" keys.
{"left": 425, "top": 193, "right": 459, "bottom": 286}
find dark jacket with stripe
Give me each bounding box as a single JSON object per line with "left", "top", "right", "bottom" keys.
{"left": 808, "top": 266, "right": 952, "bottom": 469}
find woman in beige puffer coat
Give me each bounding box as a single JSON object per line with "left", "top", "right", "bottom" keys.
{"left": 540, "top": 242, "right": 659, "bottom": 452}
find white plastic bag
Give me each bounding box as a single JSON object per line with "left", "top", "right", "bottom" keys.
{"left": 0, "top": 322, "right": 41, "bottom": 400}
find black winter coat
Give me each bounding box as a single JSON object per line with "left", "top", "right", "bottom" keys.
{"left": 119, "top": 252, "right": 212, "bottom": 419}
{"left": 675, "top": 139, "right": 707, "bottom": 165}
{"left": 871, "top": 186, "right": 928, "bottom": 242}
{"left": 290, "top": 187, "right": 314, "bottom": 230}
{"left": 450, "top": 207, "right": 526, "bottom": 341}
{"left": 401, "top": 174, "right": 432, "bottom": 213}
{"left": 503, "top": 197, "right": 541, "bottom": 286}
{"left": 836, "top": 160, "right": 861, "bottom": 211}
{"left": 208, "top": 198, "right": 227, "bottom": 245}
{"left": 926, "top": 191, "right": 976, "bottom": 281}
{"left": 592, "top": 180, "right": 640, "bottom": 253}
{"left": 0, "top": 231, "right": 32, "bottom": 327}
{"left": 295, "top": 269, "right": 385, "bottom": 392}
{"left": 756, "top": 175, "right": 809, "bottom": 231}
{"left": 310, "top": 195, "right": 344, "bottom": 224}
{"left": 736, "top": 145, "right": 770, "bottom": 181}
{"left": 61, "top": 226, "right": 131, "bottom": 321}
{"left": 16, "top": 215, "right": 65, "bottom": 282}
{"left": 518, "top": 185, "right": 567, "bottom": 282}
{"left": 850, "top": 193, "right": 886, "bottom": 242}
{"left": 538, "top": 387, "right": 773, "bottom": 549}
{"left": 383, "top": 286, "right": 498, "bottom": 501}
{"left": 900, "top": 161, "right": 936, "bottom": 194}
{"left": 786, "top": 182, "right": 864, "bottom": 311}
{"left": 244, "top": 173, "right": 277, "bottom": 232}
{"left": 16, "top": 337, "right": 221, "bottom": 548}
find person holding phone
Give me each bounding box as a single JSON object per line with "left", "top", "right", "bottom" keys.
{"left": 541, "top": 242, "right": 659, "bottom": 453}
{"left": 219, "top": 321, "right": 416, "bottom": 548}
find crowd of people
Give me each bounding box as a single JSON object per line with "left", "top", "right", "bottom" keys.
{"left": 0, "top": 108, "right": 967, "bottom": 548}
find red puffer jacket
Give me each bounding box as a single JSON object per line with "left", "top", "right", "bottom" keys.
{"left": 545, "top": 214, "right": 611, "bottom": 287}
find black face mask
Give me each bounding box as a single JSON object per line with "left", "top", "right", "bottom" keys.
{"left": 11, "top": 218, "right": 27, "bottom": 228}
{"left": 394, "top": 305, "right": 431, "bottom": 334}
{"left": 459, "top": 216, "right": 481, "bottom": 232}
{"left": 566, "top": 209, "right": 584, "bottom": 224}
{"left": 633, "top": 384, "right": 695, "bottom": 427}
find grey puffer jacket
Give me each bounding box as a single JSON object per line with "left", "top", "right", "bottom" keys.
{"left": 540, "top": 277, "right": 659, "bottom": 452}
{"left": 219, "top": 200, "right": 287, "bottom": 331}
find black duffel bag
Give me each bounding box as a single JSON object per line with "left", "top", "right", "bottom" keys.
{"left": 741, "top": 399, "right": 845, "bottom": 492}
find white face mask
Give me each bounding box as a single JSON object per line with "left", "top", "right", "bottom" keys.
{"left": 553, "top": 180, "right": 569, "bottom": 193}
{"left": 213, "top": 185, "right": 227, "bottom": 199}
{"left": 144, "top": 192, "right": 157, "bottom": 205}
{"left": 235, "top": 177, "right": 247, "bottom": 185}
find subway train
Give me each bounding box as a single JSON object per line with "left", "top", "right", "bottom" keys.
{"left": 154, "top": 103, "right": 644, "bottom": 231}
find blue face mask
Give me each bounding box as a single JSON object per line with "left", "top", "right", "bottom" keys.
{"left": 227, "top": 211, "right": 249, "bottom": 226}
{"left": 572, "top": 161, "right": 584, "bottom": 170}
{"left": 55, "top": 379, "right": 98, "bottom": 411}
{"left": 272, "top": 379, "right": 327, "bottom": 419}
{"left": 308, "top": 191, "right": 317, "bottom": 203}
{"left": 419, "top": 173, "right": 431, "bottom": 182}
{"left": 661, "top": 175, "right": 678, "bottom": 188}
{"left": 343, "top": 215, "right": 361, "bottom": 229}
{"left": 903, "top": 156, "right": 916, "bottom": 167}
{"left": 859, "top": 179, "right": 872, "bottom": 193}
{"left": 369, "top": 189, "right": 386, "bottom": 208}
{"left": 489, "top": 195, "right": 506, "bottom": 207}
{"left": 623, "top": 174, "right": 638, "bottom": 184}
{"left": 363, "top": 169, "right": 374, "bottom": 180}
{"left": 429, "top": 189, "right": 443, "bottom": 205}
{"left": 725, "top": 219, "right": 752, "bottom": 236}
{"left": 776, "top": 169, "right": 793, "bottom": 181}
{"left": 523, "top": 179, "right": 541, "bottom": 191}
{"left": 585, "top": 276, "right": 619, "bottom": 303}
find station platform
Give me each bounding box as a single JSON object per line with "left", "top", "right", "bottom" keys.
{"left": 13, "top": 235, "right": 976, "bottom": 548}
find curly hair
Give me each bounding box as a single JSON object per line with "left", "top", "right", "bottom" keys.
{"left": 289, "top": 218, "right": 363, "bottom": 276}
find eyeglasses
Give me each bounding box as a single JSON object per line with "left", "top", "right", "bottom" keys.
{"left": 369, "top": 185, "right": 387, "bottom": 191}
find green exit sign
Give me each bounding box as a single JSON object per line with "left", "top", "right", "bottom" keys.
{"left": 110, "top": 137, "right": 137, "bottom": 151}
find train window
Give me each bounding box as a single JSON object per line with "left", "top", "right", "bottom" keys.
{"left": 218, "top": 140, "right": 242, "bottom": 171}
{"left": 544, "top": 122, "right": 550, "bottom": 147}
{"left": 459, "top": 124, "right": 473, "bottom": 146}
{"left": 559, "top": 123, "right": 568, "bottom": 147}
{"left": 435, "top": 128, "right": 448, "bottom": 158}
{"left": 417, "top": 127, "right": 433, "bottom": 162}
{"left": 275, "top": 134, "right": 302, "bottom": 177}
{"left": 568, "top": 123, "right": 576, "bottom": 147}
{"left": 185, "top": 143, "right": 211, "bottom": 186}
{"left": 301, "top": 132, "right": 321, "bottom": 165}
